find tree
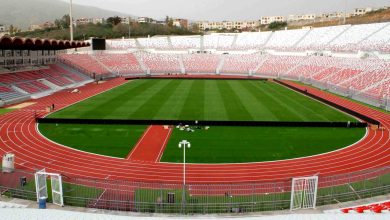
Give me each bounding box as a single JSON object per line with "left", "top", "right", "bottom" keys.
{"left": 55, "top": 15, "right": 70, "bottom": 29}
{"left": 107, "top": 16, "right": 122, "bottom": 26}
{"left": 268, "top": 21, "right": 287, "bottom": 30}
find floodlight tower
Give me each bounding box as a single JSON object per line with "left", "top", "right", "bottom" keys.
{"left": 178, "top": 140, "right": 191, "bottom": 212}
{"left": 69, "top": 0, "right": 74, "bottom": 41}
{"left": 178, "top": 140, "right": 191, "bottom": 186}
{"left": 343, "top": 0, "right": 347, "bottom": 25}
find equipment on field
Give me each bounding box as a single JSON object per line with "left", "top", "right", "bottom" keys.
{"left": 2, "top": 153, "right": 15, "bottom": 173}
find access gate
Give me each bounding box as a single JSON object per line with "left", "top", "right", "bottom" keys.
{"left": 290, "top": 176, "right": 318, "bottom": 211}
{"left": 34, "top": 169, "right": 64, "bottom": 206}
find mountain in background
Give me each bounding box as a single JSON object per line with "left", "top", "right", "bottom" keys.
{"left": 0, "top": 0, "right": 133, "bottom": 30}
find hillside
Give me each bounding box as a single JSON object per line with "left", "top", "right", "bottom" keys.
{"left": 0, "top": 0, "right": 131, "bottom": 30}
{"left": 289, "top": 7, "right": 390, "bottom": 29}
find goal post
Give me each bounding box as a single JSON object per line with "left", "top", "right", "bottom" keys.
{"left": 35, "top": 169, "right": 47, "bottom": 202}
{"left": 290, "top": 176, "right": 318, "bottom": 211}
{"left": 34, "top": 170, "right": 64, "bottom": 207}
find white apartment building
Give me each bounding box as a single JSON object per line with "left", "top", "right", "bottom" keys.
{"left": 260, "top": 16, "right": 286, "bottom": 25}
{"left": 288, "top": 14, "right": 316, "bottom": 22}
{"left": 196, "top": 20, "right": 259, "bottom": 31}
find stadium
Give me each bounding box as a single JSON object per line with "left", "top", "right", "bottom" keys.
{"left": 0, "top": 1, "right": 390, "bottom": 219}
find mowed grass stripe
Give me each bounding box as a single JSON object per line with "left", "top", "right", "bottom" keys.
{"left": 228, "top": 80, "right": 278, "bottom": 120}
{"left": 248, "top": 81, "right": 308, "bottom": 121}
{"left": 49, "top": 79, "right": 356, "bottom": 122}
{"left": 153, "top": 80, "right": 193, "bottom": 120}
{"left": 179, "top": 80, "right": 205, "bottom": 120}
{"left": 217, "top": 80, "right": 254, "bottom": 121}
{"left": 80, "top": 80, "right": 153, "bottom": 119}
{"left": 204, "top": 80, "right": 229, "bottom": 120}
{"left": 265, "top": 82, "right": 356, "bottom": 121}
{"left": 263, "top": 82, "right": 330, "bottom": 122}
{"left": 130, "top": 80, "right": 182, "bottom": 119}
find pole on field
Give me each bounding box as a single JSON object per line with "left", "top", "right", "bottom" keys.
{"left": 179, "top": 140, "right": 191, "bottom": 213}
{"left": 69, "top": 0, "right": 74, "bottom": 41}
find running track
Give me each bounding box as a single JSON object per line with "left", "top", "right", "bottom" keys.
{"left": 0, "top": 77, "right": 389, "bottom": 184}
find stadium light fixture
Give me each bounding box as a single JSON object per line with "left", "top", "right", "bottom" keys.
{"left": 178, "top": 140, "right": 191, "bottom": 186}
{"left": 69, "top": 0, "right": 74, "bottom": 41}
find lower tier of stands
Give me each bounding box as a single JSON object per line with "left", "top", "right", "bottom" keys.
{"left": 0, "top": 64, "right": 92, "bottom": 105}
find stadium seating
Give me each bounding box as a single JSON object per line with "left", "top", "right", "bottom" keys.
{"left": 59, "top": 54, "right": 110, "bottom": 76}
{"left": 335, "top": 201, "right": 390, "bottom": 214}
{"left": 182, "top": 54, "right": 221, "bottom": 73}
{"left": 136, "top": 52, "right": 181, "bottom": 73}
{"left": 95, "top": 53, "right": 144, "bottom": 75}
{"left": 170, "top": 36, "right": 201, "bottom": 49}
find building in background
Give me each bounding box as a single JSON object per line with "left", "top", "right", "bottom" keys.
{"left": 196, "top": 20, "right": 260, "bottom": 31}
{"left": 172, "top": 19, "right": 188, "bottom": 29}
{"left": 288, "top": 14, "right": 316, "bottom": 22}
{"left": 260, "top": 16, "right": 286, "bottom": 25}
{"left": 138, "top": 17, "right": 155, "bottom": 23}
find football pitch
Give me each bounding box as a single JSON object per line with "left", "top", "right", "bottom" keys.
{"left": 49, "top": 79, "right": 357, "bottom": 122}
{"left": 38, "top": 79, "right": 365, "bottom": 163}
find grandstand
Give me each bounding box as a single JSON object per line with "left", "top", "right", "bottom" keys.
{"left": 1, "top": 18, "right": 390, "bottom": 219}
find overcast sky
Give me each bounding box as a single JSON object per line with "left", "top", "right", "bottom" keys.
{"left": 67, "top": 0, "right": 390, "bottom": 20}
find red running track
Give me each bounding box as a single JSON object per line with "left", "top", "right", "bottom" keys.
{"left": 126, "top": 125, "right": 172, "bottom": 163}
{"left": 0, "top": 77, "right": 389, "bottom": 184}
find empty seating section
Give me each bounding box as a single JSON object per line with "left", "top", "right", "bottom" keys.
{"left": 0, "top": 64, "right": 91, "bottom": 102}
{"left": 137, "top": 53, "right": 181, "bottom": 73}
{"left": 182, "top": 54, "right": 220, "bottom": 73}
{"left": 103, "top": 22, "right": 390, "bottom": 52}
{"left": 221, "top": 54, "right": 264, "bottom": 73}
{"left": 296, "top": 25, "right": 350, "bottom": 50}
{"left": 234, "top": 32, "right": 271, "bottom": 49}
{"left": 0, "top": 85, "right": 13, "bottom": 93}
{"left": 266, "top": 29, "right": 309, "bottom": 49}
{"left": 59, "top": 54, "right": 109, "bottom": 76}
{"left": 328, "top": 23, "right": 387, "bottom": 52}
{"left": 338, "top": 201, "right": 390, "bottom": 214}
{"left": 359, "top": 23, "right": 390, "bottom": 52}
{"left": 170, "top": 36, "right": 200, "bottom": 49}
{"left": 95, "top": 54, "right": 143, "bottom": 74}
{"left": 106, "top": 39, "right": 137, "bottom": 50}
{"left": 256, "top": 56, "right": 306, "bottom": 77}
{"left": 137, "top": 37, "right": 171, "bottom": 49}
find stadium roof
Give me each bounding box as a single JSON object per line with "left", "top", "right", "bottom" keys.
{"left": 0, "top": 36, "right": 90, "bottom": 50}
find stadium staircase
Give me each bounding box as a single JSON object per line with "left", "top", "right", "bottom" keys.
{"left": 167, "top": 36, "right": 174, "bottom": 49}
{"left": 134, "top": 53, "right": 148, "bottom": 74}
{"left": 91, "top": 55, "right": 115, "bottom": 76}
{"left": 292, "top": 29, "right": 313, "bottom": 47}
{"left": 179, "top": 55, "right": 185, "bottom": 74}
{"left": 357, "top": 22, "right": 390, "bottom": 45}
{"left": 325, "top": 25, "right": 352, "bottom": 46}
{"left": 263, "top": 31, "right": 275, "bottom": 47}
{"left": 231, "top": 34, "right": 239, "bottom": 49}
{"left": 216, "top": 55, "right": 226, "bottom": 74}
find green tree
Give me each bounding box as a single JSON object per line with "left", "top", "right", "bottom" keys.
{"left": 268, "top": 21, "right": 287, "bottom": 30}
{"left": 107, "top": 16, "right": 122, "bottom": 26}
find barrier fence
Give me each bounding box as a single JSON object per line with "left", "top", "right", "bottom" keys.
{"left": 1, "top": 166, "right": 389, "bottom": 214}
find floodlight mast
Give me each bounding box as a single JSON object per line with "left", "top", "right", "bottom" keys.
{"left": 69, "top": 0, "right": 74, "bottom": 41}
{"left": 178, "top": 140, "right": 191, "bottom": 186}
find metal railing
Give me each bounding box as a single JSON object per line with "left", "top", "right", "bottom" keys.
{"left": 1, "top": 166, "right": 389, "bottom": 214}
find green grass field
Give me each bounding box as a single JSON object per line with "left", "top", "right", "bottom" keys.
{"left": 0, "top": 108, "right": 14, "bottom": 116}
{"left": 50, "top": 79, "right": 357, "bottom": 122}
{"left": 39, "top": 124, "right": 147, "bottom": 158}
{"left": 38, "top": 79, "right": 365, "bottom": 163}
{"left": 161, "top": 126, "right": 366, "bottom": 163}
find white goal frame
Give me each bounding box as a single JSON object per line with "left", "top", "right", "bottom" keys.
{"left": 35, "top": 170, "right": 64, "bottom": 207}
{"left": 290, "top": 176, "right": 318, "bottom": 211}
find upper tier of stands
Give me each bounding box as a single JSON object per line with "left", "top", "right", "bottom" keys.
{"left": 106, "top": 22, "right": 390, "bottom": 52}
